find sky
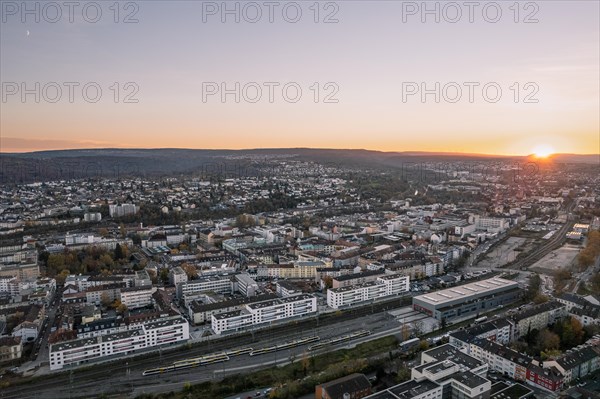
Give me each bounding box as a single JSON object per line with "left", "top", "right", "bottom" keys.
{"left": 1, "top": 0, "right": 599, "bottom": 155}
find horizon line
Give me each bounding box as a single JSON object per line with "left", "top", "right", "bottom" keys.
{"left": 1, "top": 146, "right": 599, "bottom": 158}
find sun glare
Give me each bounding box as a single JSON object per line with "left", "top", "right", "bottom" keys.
{"left": 532, "top": 144, "right": 555, "bottom": 158}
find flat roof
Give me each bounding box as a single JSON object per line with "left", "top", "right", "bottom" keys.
{"left": 333, "top": 269, "right": 384, "bottom": 282}
{"left": 450, "top": 371, "right": 489, "bottom": 389}
{"left": 212, "top": 309, "right": 248, "bottom": 320}
{"left": 329, "top": 281, "right": 382, "bottom": 293}
{"left": 246, "top": 294, "right": 314, "bottom": 309}
{"left": 414, "top": 278, "right": 518, "bottom": 307}
{"left": 491, "top": 383, "right": 534, "bottom": 399}
{"left": 422, "top": 344, "right": 483, "bottom": 370}
{"left": 389, "top": 379, "right": 441, "bottom": 398}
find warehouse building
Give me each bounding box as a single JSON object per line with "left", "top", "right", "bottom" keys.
{"left": 412, "top": 278, "right": 520, "bottom": 322}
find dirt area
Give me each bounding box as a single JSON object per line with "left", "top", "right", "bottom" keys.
{"left": 477, "top": 237, "right": 532, "bottom": 268}
{"left": 529, "top": 244, "right": 581, "bottom": 274}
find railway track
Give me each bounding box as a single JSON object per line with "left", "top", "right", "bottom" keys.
{"left": 2, "top": 296, "right": 411, "bottom": 398}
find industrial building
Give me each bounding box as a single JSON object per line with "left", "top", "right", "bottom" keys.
{"left": 412, "top": 278, "right": 520, "bottom": 321}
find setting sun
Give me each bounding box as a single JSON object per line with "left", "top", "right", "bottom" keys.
{"left": 532, "top": 144, "right": 555, "bottom": 158}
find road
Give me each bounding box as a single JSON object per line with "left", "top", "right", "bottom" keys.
{"left": 573, "top": 242, "right": 600, "bottom": 293}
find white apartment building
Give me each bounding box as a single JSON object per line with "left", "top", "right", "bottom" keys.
{"left": 0, "top": 276, "right": 19, "bottom": 296}
{"left": 83, "top": 212, "right": 102, "bottom": 222}
{"left": 49, "top": 316, "right": 189, "bottom": 370}
{"left": 119, "top": 286, "right": 155, "bottom": 309}
{"left": 471, "top": 216, "right": 509, "bottom": 233}
{"left": 235, "top": 273, "right": 258, "bottom": 297}
{"left": 85, "top": 285, "right": 121, "bottom": 306}
{"left": 65, "top": 275, "right": 126, "bottom": 291}
{"left": 109, "top": 204, "right": 138, "bottom": 218}
{"left": 169, "top": 266, "right": 188, "bottom": 286}
{"left": 327, "top": 274, "right": 409, "bottom": 309}
{"left": 467, "top": 339, "right": 530, "bottom": 382}
{"left": 454, "top": 223, "right": 476, "bottom": 237}
{"left": 211, "top": 294, "right": 317, "bottom": 335}
{"left": 176, "top": 275, "right": 232, "bottom": 299}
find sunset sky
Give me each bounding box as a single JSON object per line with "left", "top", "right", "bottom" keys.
{"left": 1, "top": 1, "right": 599, "bottom": 155}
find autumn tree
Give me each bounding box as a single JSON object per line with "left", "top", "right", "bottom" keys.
{"left": 159, "top": 268, "right": 169, "bottom": 284}
{"left": 99, "top": 253, "right": 114, "bottom": 268}
{"left": 114, "top": 243, "right": 124, "bottom": 260}
{"left": 536, "top": 330, "right": 560, "bottom": 352}
{"left": 47, "top": 253, "right": 66, "bottom": 274}
{"left": 401, "top": 323, "right": 411, "bottom": 341}
{"left": 117, "top": 302, "right": 128, "bottom": 314}
{"left": 533, "top": 293, "right": 550, "bottom": 304}
{"left": 56, "top": 269, "right": 70, "bottom": 285}
{"left": 181, "top": 263, "right": 198, "bottom": 280}
{"left": 526, "top": 274, "right": 541, "bottom": 301}
{"left": 553, "top": 268, "right": 572, "bottom": 293}
{"left": 100, "top": 292, "right": 112, "bottom": 308}
{"left": 49, "top": 328, "right": 77, "bottom": 344}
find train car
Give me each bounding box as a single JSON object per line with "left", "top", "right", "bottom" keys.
{"left": 399, "top": 337, "right": 420, "bottom": 352}
{"left": 250, "top": 336, "right": 320, "bottom": 356}
{"left": 199, "top": 355, "right": 229, "bottom": 365}
{"left": 308, "top": 331, "right": 369, "bottom": 351}
{"left": 226, "top": 348, "right": 253, "bottom": 356}
{"left": 142, "top": 365, "right": 175, "bottom": 376}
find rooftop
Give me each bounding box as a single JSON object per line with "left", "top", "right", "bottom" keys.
{"left": 388, "top": 378, "right": 441, "bottom": 399}
{"left": 490, "top": 382, "right": 534, "bottom": 399}
{"left": 320, "top": 373, "right": 371, "bottom": 398}
{"left": 422, "top": 344, "right": 484, "bottom": 370}
{"left": 414, "top": 278, "right": 518, "bottom": 306}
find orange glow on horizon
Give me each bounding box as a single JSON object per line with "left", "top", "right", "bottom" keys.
{"left": 531, "top": 144, "right": 556, "bottom": 158}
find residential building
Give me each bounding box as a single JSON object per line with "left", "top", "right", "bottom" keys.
{"left": 187, "top": 294, "right": 277, "bottom": 325}
{"left": 0, "top": 336, "right": 22, "bottom": 363}
{"left": 510, "top": 301, "right": 566, "bottom": 339}
{"left": 49, "top": 316, "right": 189, "bottom": 370}
{"left": 108, "top": 203, "right": 138, "bottom": 218}
{"left": 119, "top": 286, "right": 155, "bottom": 309}
{"left": 235, "top": 273, "right": 259, "bottom": 297}
{"left": 211, "top": 294, "right": 317, "bottom": 335}
{"left": 176, "top": 275, "right": 233, "bottom": 300}
{"left": 327, "top": 274, "right": 409, "bottom": 309}
{"left": 169, "top": 267, "right": 188, "bottom": 286}
{"left": 316, "top": 373, "right": 372, "bottom": 399}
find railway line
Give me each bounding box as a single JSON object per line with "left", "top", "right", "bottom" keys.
{"left": 1, "top": 296, "right": 409, "bottom": 399}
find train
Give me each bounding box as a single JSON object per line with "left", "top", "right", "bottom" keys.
{"left": 142, "top": 354, "right": 230, "bottom": 376}
{"left": 249, "top": 336, "right": 320, "bottom": 356}
{"left": 308, "top": 330, "right": 371, "bottom": 351}
{"left": 142, "top": 331, "right": 371, "bottom": 376}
